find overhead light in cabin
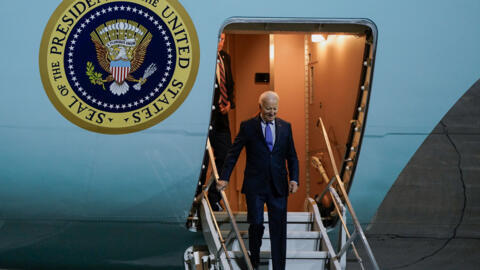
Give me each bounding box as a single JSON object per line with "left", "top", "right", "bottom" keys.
{"left": 311, "top": 34, "right": 328, "bottom": 43}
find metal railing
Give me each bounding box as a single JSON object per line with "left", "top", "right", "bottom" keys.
{"left": 306, "top": 197, "right": 342, "bottom": 270}
{"left": 312, "top": 158, "right": 364, "bottom": 270}
{"left": 194, "top": 139, "right": 253, "bottom": 270}
{"left": 314, "top": 117, "right": 380, "bottom": 270}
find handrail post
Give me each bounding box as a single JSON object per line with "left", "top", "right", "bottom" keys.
{"left": 317, "top": 117, "right": 380, "bottom": 270}
{"left": 330, "top": 186, "right": 365, "bottom": 270}
{"left": 203, "top": 191, "right": 234, "bottom": 270}
{"left": 312, "top": 156, "right": 362, "bottom": 265}
{"left": 312, "top": 156, "right": 365, "bottom": 270}
{"left": 205, "top": 139, "right": 254, "bottom": 270}
{"left": 306, "top": 198, "right": 342, "bottom": 270}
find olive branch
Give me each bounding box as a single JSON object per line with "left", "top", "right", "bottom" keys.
{"left": 86, "top": 62, "right": 106, "bottom": 90}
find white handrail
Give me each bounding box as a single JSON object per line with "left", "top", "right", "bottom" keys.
{"left": 312, "top": 156, "right": 365, "bottom": 270}
{"left": 201, "top": 139, "right": 253, "bottom": 270}
{"left": 306, "top": 198, "right": 342, "bottom": 270}
{"left": 317, "top": 117, "right": 379, "bottom": 270}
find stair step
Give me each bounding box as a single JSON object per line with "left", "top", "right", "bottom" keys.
{"left": 221, "top": 230, "right": 321, "bottom": 239}
{"left": 229, "top": 250, "right": 328, "bottom": 259}
{"left": 218, "top": 223, "right": 312, "bottom": 233}
{"left": 214, "top": 211, "right": 313, "bottom": 223}
{"left": 214, "top": 211, "right": 313, "bottom": 232}
{"left": 221, "top": 230, "right": 322, "bottom": 251}
{"left": 226, "top": 250, "right": 328, "bottom": 270}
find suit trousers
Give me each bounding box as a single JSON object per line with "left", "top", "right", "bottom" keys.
{"left": 246, "top": 191, "right": 287, "bottom": 270}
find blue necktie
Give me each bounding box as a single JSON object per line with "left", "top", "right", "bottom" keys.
{"left": 265, "top": 122, "right": 273, "bottom": 151}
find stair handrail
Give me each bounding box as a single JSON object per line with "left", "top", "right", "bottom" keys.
{"left": 306, "top": 197, "right": 342, "bottom": 270}
{"left": 197, "top": 139, "right": 253, "bottom": 270}
{"left": 312, "top": 157, "right": 365, "bottom": 270}
{"left": 316, "top": 117, "right": 380, "bottom": 270}
{"left": 201, "top": 193, "right": 234, "bottom": 269}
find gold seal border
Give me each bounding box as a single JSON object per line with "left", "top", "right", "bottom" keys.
{"left": 39, "top": 0, "right": 200, "bottom": 134}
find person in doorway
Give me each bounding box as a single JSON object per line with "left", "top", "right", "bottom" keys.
{"left": 217, "top": 91, "right": 299, "bottom": 270}
{"left": 198, "top": 33, "right": 235, "bottom": 211}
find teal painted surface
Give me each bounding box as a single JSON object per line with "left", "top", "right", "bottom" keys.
{"left": 1, "top": 0, "right": 480, "bottom": 268}
{"left": 0, "top": 221, "right": 203, "bottom": 270}
{"left": 0, "top": 0, "right": 207, "bottom": 221}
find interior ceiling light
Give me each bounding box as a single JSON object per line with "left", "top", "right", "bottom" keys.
{"left": 311, "top": 34, "right": 327, "bottom": 43}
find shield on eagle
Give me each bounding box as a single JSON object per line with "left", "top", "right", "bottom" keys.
{"left": 110, "top": 60, "right": 131, "bottom": 84}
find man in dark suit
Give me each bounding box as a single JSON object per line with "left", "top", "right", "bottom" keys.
{"left": 198, "top": 33, "right": 235, "bottom": 210}
{"left": 218, "top": 91, "right": 299, "bottom": 270}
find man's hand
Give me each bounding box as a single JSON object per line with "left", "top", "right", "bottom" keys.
{"left": 217, "top": 180, "right": 229, "bottom": 191}
{"left": 289, "top": 181, "right": 298, "bottom": 194}
{"left": 219, "top": 101, "right": 231, "bottom": 115}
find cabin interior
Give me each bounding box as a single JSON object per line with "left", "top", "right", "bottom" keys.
{"left": 203, "top": 22, "right": 374, "bottom": 213}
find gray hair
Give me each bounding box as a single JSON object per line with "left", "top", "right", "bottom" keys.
{"left": 258, "top": 91, "right": 279, "bottom": 104}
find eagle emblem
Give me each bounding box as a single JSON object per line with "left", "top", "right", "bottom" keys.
{"left": 87, "top": 20, "right": 157, "bottom": 95}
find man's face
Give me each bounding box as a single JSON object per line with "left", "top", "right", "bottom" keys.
{"left": 217, "top": 33, "right": 225, "bottom": 52}
{"left": 260, "top": 97, "right": 279, "bottom": 122}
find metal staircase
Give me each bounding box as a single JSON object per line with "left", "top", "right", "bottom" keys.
{"left": 186, "top": 195, "right": 339, "bottom": 269}
{"left": 213, "top": 206, "right": 336, "bottom": 270}
{"left": 184, "top": 117, "right": 379, "bottom": 269}
{"left": 187, "top": 196, "right": 337, "bottom": 270}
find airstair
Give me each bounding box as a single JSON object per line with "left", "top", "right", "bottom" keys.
{"left": 184, "top": 118, "right": 379, "bottom": 270}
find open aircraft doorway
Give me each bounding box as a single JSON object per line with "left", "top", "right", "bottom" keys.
{"left": 186, "top": 18, "right": 378, "bottom": 270}
{"left": 201, "top": 19, "right": 376, "bottom": 213}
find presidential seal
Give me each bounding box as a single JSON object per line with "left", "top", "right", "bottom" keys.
{"left": 40, "top": 0, "right": 199, "bottom": 134}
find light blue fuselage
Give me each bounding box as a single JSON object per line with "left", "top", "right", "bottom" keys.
{"left": 0, "top": 0, "right": 479, "bottom": 268}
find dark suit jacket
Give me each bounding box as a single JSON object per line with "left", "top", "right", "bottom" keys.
{"left": 211, "top": 50, "right": 235, "bottom": 132}
{"left": 220, "top": 116, "right": 299, "bottom": 196}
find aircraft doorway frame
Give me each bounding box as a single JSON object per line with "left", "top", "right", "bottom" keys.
{"left": 215, "top": 17, "right": 378, "bottom": 215}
